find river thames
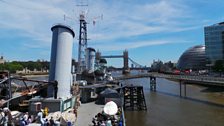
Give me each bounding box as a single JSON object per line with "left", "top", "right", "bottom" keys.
{"left": 122, "top": 72, "right": 224, "bottom": 126}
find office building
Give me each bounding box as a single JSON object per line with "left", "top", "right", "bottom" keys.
{"left": 204, "top": 22, "right": 224, "bottom": 66}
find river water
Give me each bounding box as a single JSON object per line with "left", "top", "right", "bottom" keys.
{"left": 121, "top": 71, "right": 224, "bottom": 126}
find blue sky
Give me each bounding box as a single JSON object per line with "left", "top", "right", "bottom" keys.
{"left": 0, "top": 0, "right": 224, "bottom": 67}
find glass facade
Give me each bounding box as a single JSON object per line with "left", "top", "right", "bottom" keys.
{"left": 177, "top": 45, "right": 206, "bottom": 70}
{"left": 204, "top": 22, "right": 224, "bottom": 66}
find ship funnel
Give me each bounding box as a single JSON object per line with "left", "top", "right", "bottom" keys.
{"left": 48, "top": 24, "right": 75, "bottom": 99}
{"left": 85, "top": 47, "right": 96, "bottom": 73}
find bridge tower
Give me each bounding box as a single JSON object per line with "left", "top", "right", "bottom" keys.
{"left": 123, "top": 50, "right": 130, "bottom": 73}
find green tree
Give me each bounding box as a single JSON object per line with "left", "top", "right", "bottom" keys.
{"left": 4, "top": 62, "right": 23, "bottom": 73}
{"left": 0, "top": 64, "right": 6, "bottom": 71}
{"left": 212, "top": 60, "right": 224, "bottom": 72}
{"left": 40, "top": 61, "right": 49, "bottom": 71}
{"left": 0, "top": 60, "right": 50, "bottom": 73}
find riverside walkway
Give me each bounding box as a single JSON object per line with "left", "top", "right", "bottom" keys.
{"left": 114, "top": 72, "right": 224, "bottom": 87}
{"left": 114, "top": 72, "right": 224, "bottom": 97}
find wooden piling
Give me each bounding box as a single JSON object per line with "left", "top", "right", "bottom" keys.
{"left": 123, "top": 86, "right": 147, "bottom": 111}
{"left": 179, "top": 80, "right": 182, "bottom": 97}
{"left": 184, "top": 82, "right": 186, "bottom": 97}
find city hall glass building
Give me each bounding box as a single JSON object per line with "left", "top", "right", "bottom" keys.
{"left": 177, "top": 45, "right": 206, "bottom": 70}
{"left": 204, "top": 22, "right": 224, "bottom": 66}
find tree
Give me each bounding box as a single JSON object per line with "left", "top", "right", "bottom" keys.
{"left": 40, "top": 61, "right": 49, "bottom": 71}
{"left": 212, "top": 60, "right": 224, "bottom": 72}
{"left": 3, "top": 62, "right": 23, "bottom": 73}
{"left": 0, "top": 64, "right": 5, "bottom": 71}
{"left": 0, "top": 60, "right": 50, "bottom": 73}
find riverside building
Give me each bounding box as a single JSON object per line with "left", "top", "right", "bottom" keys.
{"left": 177, "top": 45, "right": 206, "bottom": 70}
{"left": 204, "top": 22, "right": 224, "bottom": 67}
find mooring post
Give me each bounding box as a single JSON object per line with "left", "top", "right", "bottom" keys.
{"left": 150, "top": 77, "right": 153, "bottom": 91}
{"left": 184, "top": 82, "right": 186, "bottom": 97}
{"left": 179, "top": 80, "right": 182, "bottom": 97}
{"left": 154, "top": 77, "right": 157, "bottom": 91}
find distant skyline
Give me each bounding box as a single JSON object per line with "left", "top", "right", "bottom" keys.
{"left": 0, "top": 0, "right": 224, "bottom": 67}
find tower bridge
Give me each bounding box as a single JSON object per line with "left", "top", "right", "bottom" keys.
{"left": 97, "top": 50, "right": 147, "bottom": 73}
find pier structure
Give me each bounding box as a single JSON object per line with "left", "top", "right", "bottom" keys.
{"left": 150, "top": 77, "right": 156, "bottom": 91}
{"left": 123, "top": 85, "right": 147, "bottom": 111}
{"left": 179, "top": 80, "right": 187, "bottom": 97}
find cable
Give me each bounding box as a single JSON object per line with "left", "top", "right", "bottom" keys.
{"left": 128, "top": 57, "right": 144, "bottom": 68}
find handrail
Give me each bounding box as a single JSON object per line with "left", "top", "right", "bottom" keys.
{"left": 122, "top": 107, "right": 126, "bottom": 126}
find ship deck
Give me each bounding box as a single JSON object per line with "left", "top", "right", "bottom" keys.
{"left": 76, "top": 102, "right": 104, "bottom": 126}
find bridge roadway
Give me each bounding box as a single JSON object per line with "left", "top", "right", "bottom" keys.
{"left": 114, "top": 72, "right": 224, "bottom": 87}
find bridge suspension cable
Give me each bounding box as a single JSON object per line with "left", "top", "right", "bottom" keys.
{"left": 128, "top": 57, "right": 144, "bottom": 68}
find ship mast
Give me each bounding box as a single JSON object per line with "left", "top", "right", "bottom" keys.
{"left": 76, "top": 0, "right": 102, "bottom": 73}
{"left": 77, "top": 12, "right": 88, "bottom": 73}
{"left": 77, "top": 2, "right": 88, "bottom": 73}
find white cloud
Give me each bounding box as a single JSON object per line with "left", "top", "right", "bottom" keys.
{"left": 86, "top": 0, "right": 200, "bottom": 44}
{"left": 91, "top": 39, "right": 191, "bottom": 51}
{"left": 0, "top": 0, "right": 69, "bottom": 45}
{"left": 0, "top": 0, "right": 209, "bottom": 53}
